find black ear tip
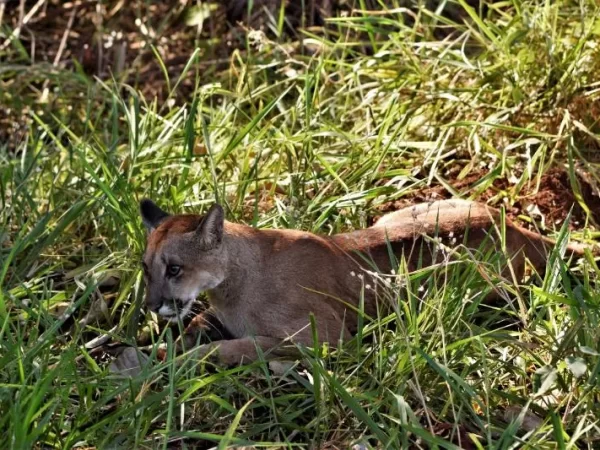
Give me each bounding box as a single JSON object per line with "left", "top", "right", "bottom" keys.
{"left": 208, "top": 203, "right": 225, "bottom": 219}
{"left": 140, "top": 198, "right": 155, "bottom": 213}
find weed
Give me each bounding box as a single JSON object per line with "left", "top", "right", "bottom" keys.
{"left": 1, "top": 0, "right": 600, "bottom": 448}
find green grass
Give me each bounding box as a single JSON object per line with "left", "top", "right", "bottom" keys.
{"left": 2, "top": 0, "right": 600, "bottom": 448}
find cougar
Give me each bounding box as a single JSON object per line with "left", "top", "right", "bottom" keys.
{"left": 140, "top": 198, "right": 587, "bottom": 365}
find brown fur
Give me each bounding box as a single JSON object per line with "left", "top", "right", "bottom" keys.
{"left": 140, "top": 199, "right": 588, "bottom": 365}
{"left": 146, "top": 216, "right": 202, "bottom": 252}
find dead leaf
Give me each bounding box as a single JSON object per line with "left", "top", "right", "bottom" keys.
{"left": 351, "top": 445, "right": 368, "bottom": 450}
{"left": 79, "top": 293, "right": 110, "bottom": 327}
{"left": 268, "top": 360, "right": 296, "bottom": 376}
{"left": 98, "top": 273, "right": 120, "bottom": 291}
{"left": 503, "top": 405, "right": 544, "bottom": 432}
{"left": 108, "top": 347, "right": 149, "bottom": 377}
{"left": 193, "top": 142, "right": 207, "bottom": 155}
{"left": 48, "top": 302, "right": 71, "bottom": 317}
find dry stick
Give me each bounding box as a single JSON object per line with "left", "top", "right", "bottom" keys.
{"left": 18, "top": 0, "right": 24, "bottom": 27}
{"left": 53, "top": 6, "right": 77, "bottom": 66}
{"left": 0, "top": 0, "right": 46, "bottom": 51}
{"left": 84, "top": 325, "right": 119, "bottom": 350}
{"left": 95, "top": 1, "right": 103, "bottom": 76}
{"left": 0, "top": 0, "right": 6, "bottom": 28}
{"left": 39, "top": 6, "right": 77, "bottom": 103}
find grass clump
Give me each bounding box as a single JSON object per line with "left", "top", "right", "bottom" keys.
{"left": 2, "top": 0, "right": 600, "bottom": 448}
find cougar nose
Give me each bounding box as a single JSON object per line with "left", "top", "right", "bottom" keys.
{"left": 149, "top": 299, "right": 163, "bottom": 313}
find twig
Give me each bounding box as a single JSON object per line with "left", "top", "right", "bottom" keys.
{"left": 0, "top": 0, "right": 47, "bottom": 51}
{"left": 53, "top": 5, "right": 76, "bottom": 67}
{"left": 0, "top": 0, "right": 6, "bottom": 29}
{"left": 39, "top": 5, "right": 77, "bottom": 103}
{"left": 84, "top": 325, "right": 118, "bottom": 349}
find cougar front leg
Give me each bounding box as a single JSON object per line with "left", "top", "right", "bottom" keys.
{"left": 178, "top": 308, "right": 233, "bottom": 352}
{"left": 156, "top": 310, "right": 232, "bottom": 361}
{"left": 192, "top": 336, "right": 301, "bottom": 366}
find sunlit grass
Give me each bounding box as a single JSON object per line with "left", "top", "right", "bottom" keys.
{"left": 2, "top": 0, "right": 600, "bottom": 448}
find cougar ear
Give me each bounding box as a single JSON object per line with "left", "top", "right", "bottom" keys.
{"left": 196, "top": 204, "right": 224, "bottom": 249}
{"left": 140, "top": 199, "right": 170, "bottom": 231}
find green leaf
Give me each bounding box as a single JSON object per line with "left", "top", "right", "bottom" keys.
{"left": 317, "top": 366, "right": 389, "bottom": 443}
{"left": 534, "top": 366, "right": 557, "bottom": 396}
{"left": 186, "top": 3, "right": 219, "bottom": 27}
{"left": 550, "top": 411, "right": 567, "bottom": 450}
{"left": 218, "top": 85, "right": 293, "bottom": 163}
{"left": 579, "top": 346, "right": 599, "bottom": 356}
{"left": 565, "top": 357, "right": 587, "bottom": 378}
{"left": 218, "top": 399, "right": 253, "bottom": 450}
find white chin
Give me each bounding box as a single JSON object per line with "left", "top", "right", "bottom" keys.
{"left": 158, "top": 305, "right": 176, "bottom": 318}
{"left": 159, "top": 301, "right": 194, "bottom": 322}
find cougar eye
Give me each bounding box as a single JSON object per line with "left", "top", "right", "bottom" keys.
{"left": 166, "top": 264, "right": 181, "bottom": 277}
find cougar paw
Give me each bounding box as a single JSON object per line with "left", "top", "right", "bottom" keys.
{"left": 155, "top": 343, "right": 169, "bottom": 361}
{"left": 190, "top": 343, "right": 220, "bottom": 363}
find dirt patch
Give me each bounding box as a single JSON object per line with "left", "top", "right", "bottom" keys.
{"left": 374, "top": 167, "right": 600, "bottom": 232}
{"left": 1, "top": 0, "right": 488, "bottom": 150}
{"left": 524, "top": 167, "right": 600, "bottom": 228}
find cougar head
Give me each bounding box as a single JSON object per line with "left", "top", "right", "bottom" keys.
{"left": 139, "top": 199, "right": 227, "bottom": 321}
